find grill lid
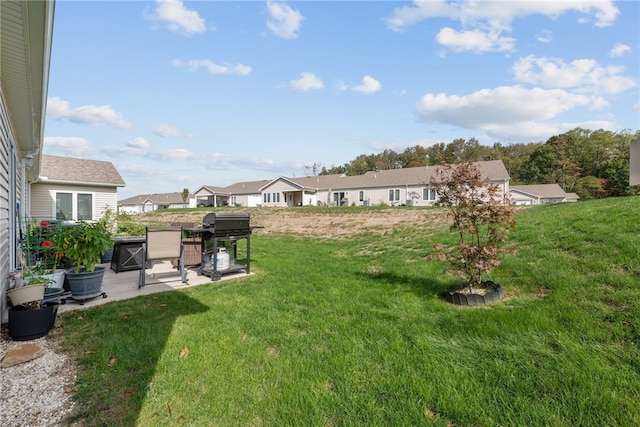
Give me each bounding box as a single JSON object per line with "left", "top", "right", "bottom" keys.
{"left": 202, "top": 212, "right": 250, "bottom": 229}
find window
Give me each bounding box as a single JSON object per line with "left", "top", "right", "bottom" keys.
{"left": 273, "top": 192, "right": 280, "bottom": 203}
{"left": 422, "top": 187, "right": 437, "bottom": 201}
{"left": 231, "top": 196, "right": 237, "bottom": 205}
{"left": 56, "top": 193, "right": 72, "bottom": 220}
{"left": 56, "top": 192, "right": 93, "bottom": 220}
{"left": 388, "top": 189, "right": 400, "bottom": 202}
{"left": 78, "top": 194, "right": 93, "bottom": 220}
{"left": 359, "top": 191, "right": 364, "bottom": 202}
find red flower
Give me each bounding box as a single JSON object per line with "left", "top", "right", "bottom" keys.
{"left": 41, "top": 240, "right": 53, "bottom": 248}
{"left": 39, "top": 221, "right": 49, "bottom": 227}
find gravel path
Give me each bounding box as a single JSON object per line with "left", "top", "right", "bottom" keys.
{"left": 0, "top": 326, "right": 77, "bottom": 426}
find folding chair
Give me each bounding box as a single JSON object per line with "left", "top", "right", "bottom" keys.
{"left": 138, "top": 227, "right": 188, "bottom": 288}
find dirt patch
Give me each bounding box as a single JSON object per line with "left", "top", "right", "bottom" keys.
{"left": 137, "top": 207, "right": 449, "bottom": 239}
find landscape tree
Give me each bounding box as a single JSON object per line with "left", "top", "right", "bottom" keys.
{"left": 429, "top": 161, "right": 517, "bottom": 291}
{"left": 181, "top": 188, "right": 189, "bottom": 204}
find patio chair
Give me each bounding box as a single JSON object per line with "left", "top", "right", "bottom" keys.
{"left": 138, "top": 227, "right": 188, "bottom": 288}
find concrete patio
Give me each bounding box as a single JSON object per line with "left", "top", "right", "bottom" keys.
{"left": 57, "top": 261, "right": 252, "bottom": 313}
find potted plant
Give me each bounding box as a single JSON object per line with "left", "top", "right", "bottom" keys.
{"left": 7, "top": 219, "right": 66, "bottom": 305}
{"left": 61, "top": 218, "right": 113, "bottom": 300}
{"left": 99, "top": 206, "right": 117, "bottom": 263}
{"left": 428, "top": 161, "right": 517, "bottom": 306}
{"left": 6, "top": 271, "right": 59, "bottom": 341}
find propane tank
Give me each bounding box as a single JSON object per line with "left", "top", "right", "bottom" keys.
{"left": 216, "top": 247, "right": 230, "bottom": 270}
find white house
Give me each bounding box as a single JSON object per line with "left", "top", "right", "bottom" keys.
{"left": 510, "top": 184, "right": 579, "bottom": 205}
{"left": 259, "top": 160, "right": 511, "bottom": 208}
{"left": 118, "top": 192, "right": 196, "bottom": 215}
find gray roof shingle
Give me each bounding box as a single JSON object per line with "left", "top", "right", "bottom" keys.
{"left": 40, "top": 155, "right": 125, "bottom": 186}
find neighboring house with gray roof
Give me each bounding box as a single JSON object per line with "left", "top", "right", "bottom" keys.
{"left": 260, "top": 160, "right": 511, "bottom": 207}
{"left": 30, "top": 155, "right": 126, "bottom": 221}
{"left": 193, "top": 180, "right": 268, "bottom": 207}
{"left": 510, "top": 184, "right": 579, "bottom": 205}
{"left": 118, "top": 192, "right": 196, "bottom": 215}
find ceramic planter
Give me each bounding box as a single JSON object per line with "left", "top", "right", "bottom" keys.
{"left": 7, "top": 284, "right": 45, "bottom": 306}
{"left": 8, "top": 302, "right": 59, "bottom": 341}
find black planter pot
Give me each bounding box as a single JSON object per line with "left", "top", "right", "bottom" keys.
{"left": 444, "top": 281, "right": 505, "bottom": 306}
{"left": 8, "top": 302, "right": 59, "bottom": 341}
{"left": 101, "top": 247, "right": 114, "bottom": 264}
{"left": 65, "top": 267, "right": 106, "bottom": 300}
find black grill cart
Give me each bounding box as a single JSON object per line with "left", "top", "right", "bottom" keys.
{"left": 185, "top": 212, "right": 258, "bottom": 281}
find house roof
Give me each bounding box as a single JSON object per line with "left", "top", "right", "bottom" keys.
{"left": 196, "top": 185, "right": 230, "bottom": 196}
{"left": 38, "top": 155, "right": 125, "bottom": 187}
{"left": 119, "top": 192, "right": 193, "bottom": 206}
{"left": 223, "top": 180, "right": 268, "bottom": 195}
{"left": 277, "top": 160, "right": 510, "bottom": 191}
{"left": 510, "top": 184, "right": 568, "bottom": 199}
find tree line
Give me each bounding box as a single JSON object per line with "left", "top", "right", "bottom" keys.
{"left": 314, "top": 127, "right": 640, "bottom": 200}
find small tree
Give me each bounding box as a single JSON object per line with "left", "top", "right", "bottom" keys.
{"left": 181, "top": 188, "right": 189, "bottom": 204}
{"left": 429, "top": 161, "right": 516, "bottom": 291}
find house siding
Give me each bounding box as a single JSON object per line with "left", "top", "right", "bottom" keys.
{"left": 0, "top": 100, "right": 13, "bottom": 324}
{"left": 31, "top": 183, "right": 118, "bottom": 222}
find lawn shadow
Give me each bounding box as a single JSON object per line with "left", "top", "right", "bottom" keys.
{"left": 355, "top": 270, "right": 450, "bottom": 299}
{"left": 58, "top": 290, "right": 209, "bottom": 425}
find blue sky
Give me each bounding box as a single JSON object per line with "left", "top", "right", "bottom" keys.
{"left": 43, "top": 0, "right": 640, "bottom": 199}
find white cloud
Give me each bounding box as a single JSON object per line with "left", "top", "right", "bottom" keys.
{"left": 44, "top": 136, "right": 92, "bottom": 155}
{"left": 512, "top": 55, "right": 637, "bottom": 95}
{"left": 634, "top": 103, "right": 640, "bottom": 112}
{"left": 337, "top": 76, "right": 382, "bottom": 94}
{"left": 386, "top": 0, "right": 619, "bottom": 53}
{"left": 46, "top": 97, "right": 132, "bottom": 130}
{"left": 266, "top": 1, "right": 304, "bottom": 39}
{"left": 414, "top": 85, "right": 611, "bottom": 140}
{"left": 172, "top": 59, "right": 252, "bottom": 76}
{"left": 153, "top": 124, "right": 181, "bottom": 137}
{"left": 127, "top": 137, "right": 150, "bottom": 149}
{"left": 610, "top": 43, "right": 631, "bottom": 57}
{"left": 436, "top": 27, "right": 515, "bottom": 53}
{"left": 150, "top": 0, "right": 206, "bottom": 35}
{"left": 288, "top": 72, "right": 324, "bottom": 91}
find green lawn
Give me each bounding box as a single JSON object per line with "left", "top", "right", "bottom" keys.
{"left": 58, "top": 197, "right": 640, "bottom": 426}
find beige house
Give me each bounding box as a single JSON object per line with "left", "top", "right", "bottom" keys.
{"left": 30, "top": 155, "right": 125, "bottom": 222}
{"left": 1, "top": 0, "right": 55, "bottom": 322}
{"left": 259, "top": 160, "right": 511, "bottom": 207}
{"left": 510, "top": 184, "right": 579, "bottom": 205}
{"left": 118, "top": 192, "right": 196, "bottom": 215}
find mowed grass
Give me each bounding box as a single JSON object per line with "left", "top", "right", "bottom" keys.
{"left": 58, "top": 197, "right": 640, "bottom": 426}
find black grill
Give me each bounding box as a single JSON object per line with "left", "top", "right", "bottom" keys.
{"left": 202, "top": 212, "right": 250, "bottom": 237}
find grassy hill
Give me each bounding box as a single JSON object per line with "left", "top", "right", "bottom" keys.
{"left": 62, "top": 196, "right": 640, "bottom": 426}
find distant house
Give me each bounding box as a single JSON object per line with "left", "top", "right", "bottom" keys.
{"left": 193, "top": 180, "right": 268, "bottom": 207}
{"left": 118, "top": 192, "right": 196, "bottom": 215}
{"left": 193, "top": 185, "right": 230, "bottom": 208}
{"left": 221, "top": 180, "right": 267, "bottom": 207}
{"left": 30, "top": 155, "right": 125, "bottom": 222}
{"left": 259, "top": 160, "right": 511, "bottom": 207}
{"left": 510, "top": 184, "right": 579, "bottom": 205}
